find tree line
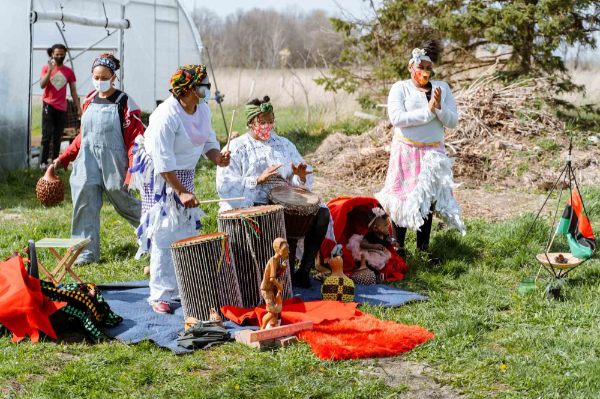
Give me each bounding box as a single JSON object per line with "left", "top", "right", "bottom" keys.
{"left": 192, "top": 7, "right": 344, "bottom": 69}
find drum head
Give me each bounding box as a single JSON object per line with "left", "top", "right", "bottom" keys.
{"left": 269, "top": 186, "right": 320, "bottom": 209}
{"left": 172, "top": 232, "right": 227, "bottom": 248}
{"left": 218, "top": 204, "right": 284, "bottom": 219}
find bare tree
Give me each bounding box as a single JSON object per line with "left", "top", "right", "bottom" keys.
{"left": 192, "top": 7, "right": 343, "bottom": 68}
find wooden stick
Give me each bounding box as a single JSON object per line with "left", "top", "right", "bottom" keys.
{"left": 226, "top": 109, "right": 236, "bottom": 152}
{"left": 197, "top": 196, "right": 244, "bottom": 205}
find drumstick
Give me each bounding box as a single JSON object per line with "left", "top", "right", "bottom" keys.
{"left": 225, "top": 109, "right": 236, "bottom": 152}
{"left": 196, "top": 196, "right": 245, "bottom": 205}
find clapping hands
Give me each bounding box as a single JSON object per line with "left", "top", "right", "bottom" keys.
{"left": 428, "top": 87, "right": 442, "bottom": 112}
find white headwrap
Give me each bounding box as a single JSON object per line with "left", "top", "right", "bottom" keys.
{"left": 409, "top": 48, "right": 432, "bottom": 66}
{"left": 368, "top": 207, "right": 388, "bottom": 228}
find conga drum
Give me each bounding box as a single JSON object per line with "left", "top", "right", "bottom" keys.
{"left": 268, "top": 186, "right": 321, "bottom": 239}
{"left": 269, "top": 186, "right": 321, "bottom": 268}
{"left": 171, "top": 232, "right": 242, "bottom": 320}
{"left": 217, "top": 205, "right": 293, "bottom": 308}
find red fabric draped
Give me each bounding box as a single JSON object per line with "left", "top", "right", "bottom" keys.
{"left": 321, "top": 196, "right": 408, "bottom": 280}
{"left": 298, "top": 314, "right": 434, "bottom": 360}
{"left": 221, "top": 297, "right": 361, "bottom": 325}
{"left": 222, "top": 299, "right": 433, "bottom": 360}
{"left": 0, "top": 256, "right": 65, "bottom": 342}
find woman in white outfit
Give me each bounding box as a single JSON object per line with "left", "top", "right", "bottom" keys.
{"left": 375, "top": 41, "right": 465, "bottom": 264}
{"left": 130, "top": 64, "right": 230, "bottom": 314}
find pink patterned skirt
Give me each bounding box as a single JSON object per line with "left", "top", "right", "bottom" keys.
{"left": 375, "top": 136, "right": 465, "bottom": 233}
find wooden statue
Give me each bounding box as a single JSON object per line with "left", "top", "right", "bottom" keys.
{"left": 260, "top": 237, "right": 289, "bottom": 330}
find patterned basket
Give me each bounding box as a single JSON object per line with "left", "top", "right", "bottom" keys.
{"left": 36, "top": 175, "right": 64, "bottom": 207}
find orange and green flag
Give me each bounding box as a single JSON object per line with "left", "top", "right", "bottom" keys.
{"left": 556, "top": 189, "right": 595, "bottom": 259}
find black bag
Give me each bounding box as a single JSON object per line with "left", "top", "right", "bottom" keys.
{"left": 177, "top": 321, "right": 230, "bottom": 350}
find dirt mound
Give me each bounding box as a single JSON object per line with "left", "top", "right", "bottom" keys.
{"left": 310, "top": 122, "right": 393, "bottom": 183}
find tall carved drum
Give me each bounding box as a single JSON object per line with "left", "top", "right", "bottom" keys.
{"left": 269, "top": 186, "right": 320, "bottom": 239}
{"left": 217, "top": 205, "right": 293, "bottom": 307}
{"left": 171, "top": 232, "right": 242, "bottom": 320}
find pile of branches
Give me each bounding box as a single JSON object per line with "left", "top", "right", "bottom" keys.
{"left": 447, "top": 76, "right": 564, "bottom": 153}
{"left": 310, "top": 75, "right": 565, "bottom": 186}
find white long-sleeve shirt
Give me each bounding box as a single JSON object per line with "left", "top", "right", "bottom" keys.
{"left": 216, "top": 132, "right": 313, "bottom": 211}
{"left": 387, "top": 80, "right": 459, "bottom": 144}
{"left": 144, "top": 95, "right": 220, "bottom": 172}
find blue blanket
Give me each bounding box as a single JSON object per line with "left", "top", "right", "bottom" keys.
{"left": 100, "top": 279, "right": 427, "bottom": 353}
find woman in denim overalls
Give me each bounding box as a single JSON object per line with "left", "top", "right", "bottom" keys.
{"left": 48, "top": 54, "right": 144, "bottom": 265}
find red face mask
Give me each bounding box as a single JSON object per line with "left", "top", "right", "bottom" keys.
{"left": 413, "top": 69, "right": 431, "bottom": 86}
{"left": 252, "top": 123, "right": 274, "bottom": 141}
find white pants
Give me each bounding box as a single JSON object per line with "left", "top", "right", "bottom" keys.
{"left": 148, "top": 222, "right": 196, "bottom": 304}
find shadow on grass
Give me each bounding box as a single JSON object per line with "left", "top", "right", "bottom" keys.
{"left": 430, "top": 230, "right": 482, "bottom": 265}
{"left": 0, "top": 315, "right": 95, "bottom": 345}
{"left": 102, "top": 242, "right": 140, "bottom": 261}
{"left": 562, "top": 258, "right": 600, "bottom": 288}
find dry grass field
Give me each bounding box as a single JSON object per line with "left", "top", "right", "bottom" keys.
{"left": 211, "top": 67, "right": 360, "bottom": 120}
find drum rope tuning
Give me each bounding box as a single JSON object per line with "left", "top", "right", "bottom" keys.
{"left": 216, "top": 237, "right": 231, "bottom": 272}
{"left": 171, "top": 233, "right": 243, "bottom": 320}
{"left": 217, "top": 205, "right": 294, "bottom": 308}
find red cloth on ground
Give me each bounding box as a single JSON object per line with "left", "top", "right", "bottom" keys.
{"left": 221, "top": 298, "right": 361, "bottom": 326}
{"left": 0, "top": 256, "right": 65, "bottom": 342}
{"left": 298, "top": 314, "right": 434, "bottom": 360}
{"left": 321, "top": 196, "right": 408, "bottom": 280}
{"left": 222, "top": 299, "right": 434, "bottom": 360}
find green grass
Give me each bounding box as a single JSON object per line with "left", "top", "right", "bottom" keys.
{"left": 1, "top": 149, "right": 600, "bottom": 398}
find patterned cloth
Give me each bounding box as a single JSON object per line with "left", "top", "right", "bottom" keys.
{"left": 169, "top": 64, "right": 207, "bottom": 97}
{"left": 136, "top": 167, "right": 200, "bottom": 257}
{"left": 375, "top": 138, "right": 465, "bottom": 233}
{"left": 321, "top": 276, "right": 355, "bottom": 303}
{"left": 92, "top": 56, "right": 118, "bottom": 73}
{"left": 383, "top": 139, "right": 445, "bottom": 198}
{"left": 40, "top": 281, "right": 122, "bottom": 340}
{"left": 141, "top": 170, "right": 194, "bottom": 213}
{"left": 347, "top": 233, "right": 392, "bottom": 270}
{"left": 245, "top": 101, "right": 274, "bottom": 124}
{"left": 216, "top": 132, "right": 313, "bottom": 211}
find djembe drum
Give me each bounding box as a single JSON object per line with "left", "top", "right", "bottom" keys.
{"left": 269, "top": 186, "right": 321, "bottom": 239}
{"left": 217, "top": 205, "right": 293, "bottom": 308}
{"left": 171, "top": 232, "right": 242, "bottom": 320}
{"left": 269, "top": 186, "right": 321, "bottom": 268}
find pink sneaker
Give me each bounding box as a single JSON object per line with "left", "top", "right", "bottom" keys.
{"left": 151, "top": 301, "right": 172, "bottom": 314}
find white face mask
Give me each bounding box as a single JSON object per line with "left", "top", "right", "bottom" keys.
{"left": 93, "top": 78, "right": 113, "bottom": 93}
{"left": 194, "top": 86, "right": 210, "bottom": 103}
{"left": 202, "top": 88, "right": 211, "bottom": 103}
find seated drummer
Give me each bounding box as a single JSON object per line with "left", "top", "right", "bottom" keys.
{"left": 216, "top": 96, "right": 330, "bottom": 288}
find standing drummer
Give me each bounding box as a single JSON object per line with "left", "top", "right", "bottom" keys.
{"left": 216, "top": 96, "right": 330, "bottom": 288}
{"left": 130, "top": 65, "right": 230, "bottom": 314}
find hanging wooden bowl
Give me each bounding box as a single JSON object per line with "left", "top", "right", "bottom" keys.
{"left": 535, "top": 252, "right": 583, "bottom": 270}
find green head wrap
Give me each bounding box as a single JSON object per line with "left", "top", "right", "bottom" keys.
{"left": 245, "top": 99, "right": 274, "bottom": 125}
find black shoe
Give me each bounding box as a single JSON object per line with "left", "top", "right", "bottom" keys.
{"left": 396, "top": 247, "right": 407, "bottom": 259}
{"left": 427, "top": 254, "right": 441, "bottom": 266}
{"left": 293, "top": 269, "right": 311, "bottom": 289}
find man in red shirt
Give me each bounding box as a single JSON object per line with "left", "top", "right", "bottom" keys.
{"left": 39, "top": 44, "right": 80, "bottom": 168}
